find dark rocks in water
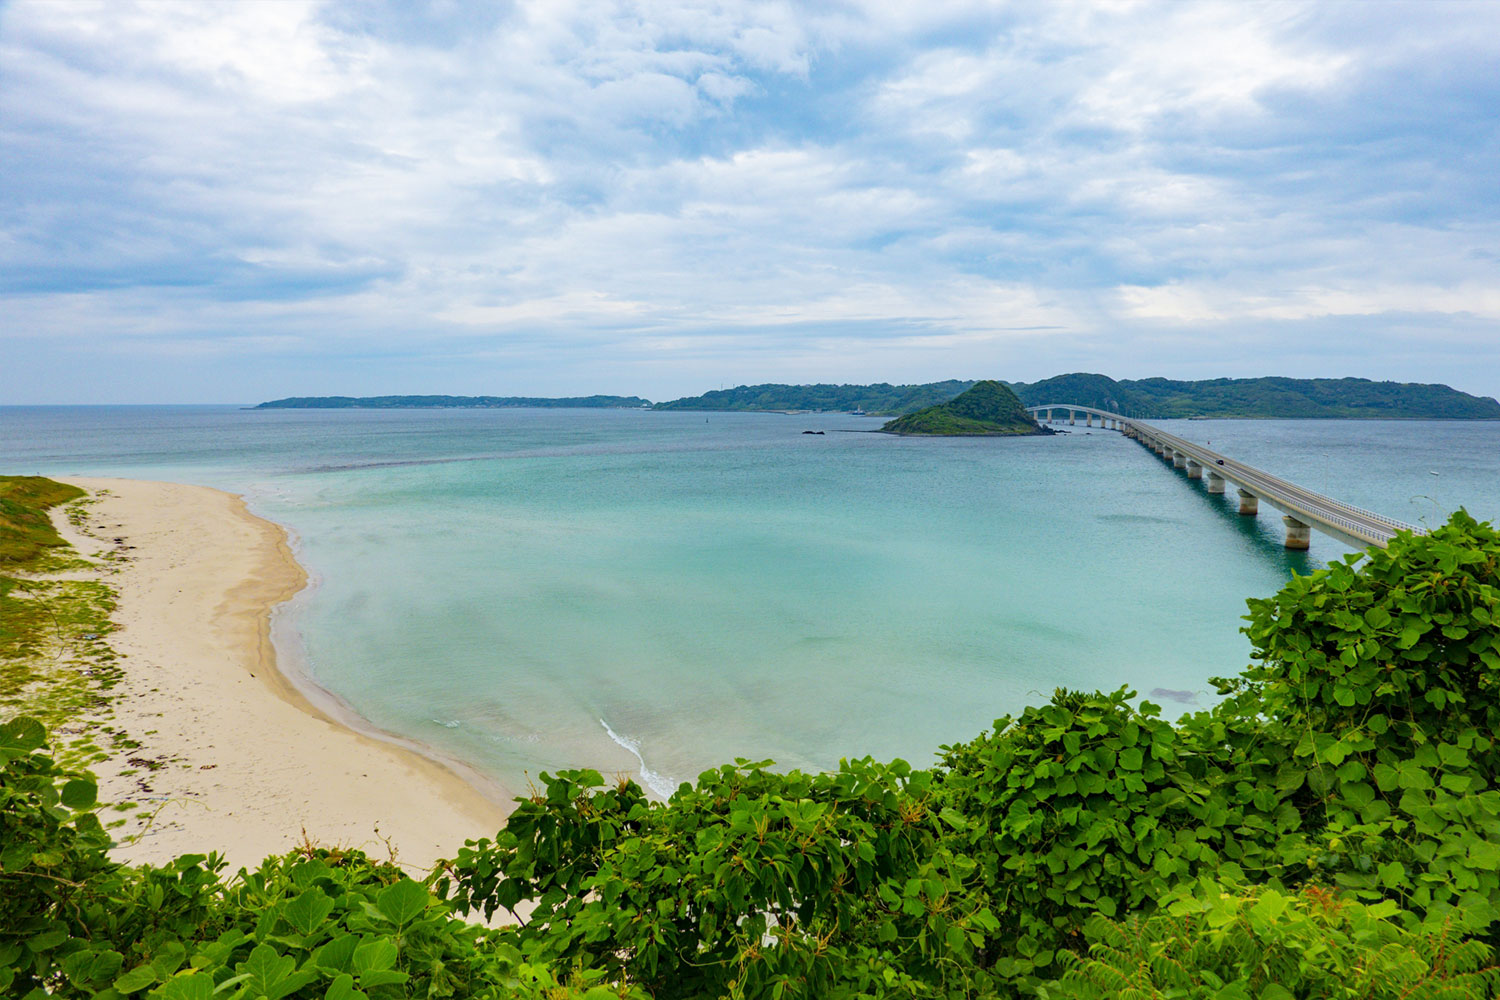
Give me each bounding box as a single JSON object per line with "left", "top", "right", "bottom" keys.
{"left": 802, "top": 430, "right": 825, "bottom": 435}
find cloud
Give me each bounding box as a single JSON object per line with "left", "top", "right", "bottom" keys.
{"left": 1, "top": 0, "right": 1497, "bottom": 402}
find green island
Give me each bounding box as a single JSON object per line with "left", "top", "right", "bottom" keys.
{"left": 7, "top": 474, "right": 1500, "bottom": 998}
{"left": 1012, "top": 373, "right": 1500, "bottom": 419}
{"left": 653, "top": 374, "right": 1500, "bottom": 419}
{"left": 651, "top": 380, "right": 978, "bottom": 415}
{"left": 254, "top": 395, "right": 651, "bottom": 409}
{"left": 880, "top": 380, "right": 1047, "bottom": 436}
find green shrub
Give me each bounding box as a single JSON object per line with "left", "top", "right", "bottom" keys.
{"left": 932, "top": 687, "right": 1297, "bottom": 981}
{"left": 1043, "top": 881, "right": 1500, "bottom": 999}
{"left": 1244, "top": 510, "right": 1500, "bottom": 756}
{"left": 441, "top": 758, "right": 995, "bottom": 998}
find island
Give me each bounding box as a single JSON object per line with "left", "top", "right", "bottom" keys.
{"left": 880, "top": 380, "right": 1049, "bottom": 436}
{"left": 653, "top": 374, "right": 1500, "bottom": 419}
{"left": 1007, "top": 374, "right": 1500, "bottom": 420}
{"left": 254, "top": 394, "right": 651, "bottom": 409}
{"left": 652, "top": 380, "right": 976, "bottom": 415}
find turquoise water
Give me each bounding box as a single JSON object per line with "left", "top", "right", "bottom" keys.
{"left": 3, "top": 407, "right": 1497, "bottom": 793}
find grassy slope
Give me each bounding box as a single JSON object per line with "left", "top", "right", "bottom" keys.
{"left": 0, "top": 476, "right": 126, "bottom": 775}
{"left": 0, "top": 476, "right": 86, "bottom": 565}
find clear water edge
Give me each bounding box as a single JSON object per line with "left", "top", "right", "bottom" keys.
{"left": 2, "top": 406, "right": 1496, "bottom": 800}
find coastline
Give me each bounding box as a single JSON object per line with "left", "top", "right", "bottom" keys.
{"left": 57, "top": 477, "right": 510, "bottom": 874}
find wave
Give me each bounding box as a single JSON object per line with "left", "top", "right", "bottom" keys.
{"left": 599, "top": 718, "right": 676, "bottom": 798}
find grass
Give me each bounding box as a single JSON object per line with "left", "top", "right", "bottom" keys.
{"left": 0, "top": 476, "right": 132, "bottom": 772}
{"left": 0, "top": 476, "right": 86, "bottom": 565}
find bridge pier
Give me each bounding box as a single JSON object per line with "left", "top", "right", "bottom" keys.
{"left": 1028, "top": 403, "right": 1418, "bottom": 551}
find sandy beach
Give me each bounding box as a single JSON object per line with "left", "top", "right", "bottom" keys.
{"left": 56, "top": 477, "right": 510, "bottom": 874}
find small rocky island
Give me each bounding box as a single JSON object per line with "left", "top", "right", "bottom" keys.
{"left": 881, "top": 380, "right": 1050, "bottom": 436}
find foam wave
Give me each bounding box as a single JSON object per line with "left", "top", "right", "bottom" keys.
{"left": 599, "top": 718, "right": 676, "bottom": 798}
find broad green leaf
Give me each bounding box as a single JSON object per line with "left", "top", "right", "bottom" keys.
{"left": 283, "top": 889, "right": 335, "bottom": 936}
{"left": 0, "top": 717, "right": 45, "bottom": 757}
{"left": 354, "top": 970, "right": 408, "bottom": 989}
{"left": 1469, "top": 840, "right": 1500, "bottom": 871}
{"left": 324, "top": 975, "right": 367, "bottom": 1000}
{"left": 115, "top": 965, "right": 159, "bottom": 993}
{"left": 375, "top": 879, "right": 428, "bottom": 926}
{"left": 313, "top": 935, "right": 359, "bottom": 974}
{"left": 60, "top": 778, "right": 97, "bottom": 810}
{"left": 150, "top": 972, "right": 214, "bottom": 1000}
{"left": 238, "top": 945, "right": 294, "bottom": 999}
{"left": 351, "top": 940, "right": 397, "bottom": 976}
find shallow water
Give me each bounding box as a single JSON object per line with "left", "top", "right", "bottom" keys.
{"left": 3, "top": 406, "right": 1496, "bottom": 793}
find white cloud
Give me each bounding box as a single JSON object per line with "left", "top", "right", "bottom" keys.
{"left": 1, "top": 0, "right": 1498, "bottom": 401}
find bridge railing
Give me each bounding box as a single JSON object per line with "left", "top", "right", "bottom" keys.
{"left": 1028, "top": 404, "right": 1426, "bottom": 547}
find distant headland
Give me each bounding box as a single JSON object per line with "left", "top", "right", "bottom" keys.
{"left": 651, "top": 374, "right": 1500, "bottom": 420}
{"left": 254, "top": 375, "right": 1500, "bottom": 420}
{"left": 880, "top": 380, "right": 1048, "bottom": 436}
{"left": 255, "top": 394, "right": 651, "bottom": 409}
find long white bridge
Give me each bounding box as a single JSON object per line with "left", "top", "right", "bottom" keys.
{"left": 1026, "top": 404, "right": 1424, "bottom": 550}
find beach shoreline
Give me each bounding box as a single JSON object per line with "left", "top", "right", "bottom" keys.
{"left": 57, "top": 476, "right": 511, "bottom": 874}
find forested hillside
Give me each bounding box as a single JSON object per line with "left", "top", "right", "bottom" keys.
{"left": 1009, "top": 374, "right": 1500, "bottom": 419}
{"left": 881, "top": 380, "right": 1044, "bottom": 435}
{"left": 652, "top": 380, "right": 977, "bottom": 415}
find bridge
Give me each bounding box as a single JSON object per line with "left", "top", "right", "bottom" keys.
{"left": 1025, "top": 404, "right": 1424, "bottom": 550}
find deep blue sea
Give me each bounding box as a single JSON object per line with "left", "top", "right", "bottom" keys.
{"left": 2, "top": 406, "right": 1496, "bottom": 794}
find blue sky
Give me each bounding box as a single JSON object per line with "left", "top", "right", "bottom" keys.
{"left": 2, "top": 0, "right": 1498, "bottom": 404}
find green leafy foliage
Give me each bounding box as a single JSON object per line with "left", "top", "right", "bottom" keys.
{"left": 1046, "top": 881, "right": 1500, "bottom": 999}
{"left": 934, "top": 687, "right": 1295, "bottom": 980}
{"left": 0, "top": 716, "right": 610, "bottom": 999}
{"left": 1244, "top": 510, "right": 1500, "bottom": 750}
{"left": 439, "top": 759, "right": 994, "bottom": 997}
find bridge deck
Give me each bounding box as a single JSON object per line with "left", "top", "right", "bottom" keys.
{"left": 1026, "top": 404, "right": 1423, "bottom": 548}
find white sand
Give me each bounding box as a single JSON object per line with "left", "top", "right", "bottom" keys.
{"left": 56, "top": 477, "right": 510, "bottom": 874}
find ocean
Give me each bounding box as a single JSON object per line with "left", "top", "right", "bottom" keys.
{"left": 3, "top": 406, "right": 1496, "bottom": 794}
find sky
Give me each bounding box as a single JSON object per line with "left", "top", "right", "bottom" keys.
{"left": 2, "top": 0, "right": 1499, "bottom": 404}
